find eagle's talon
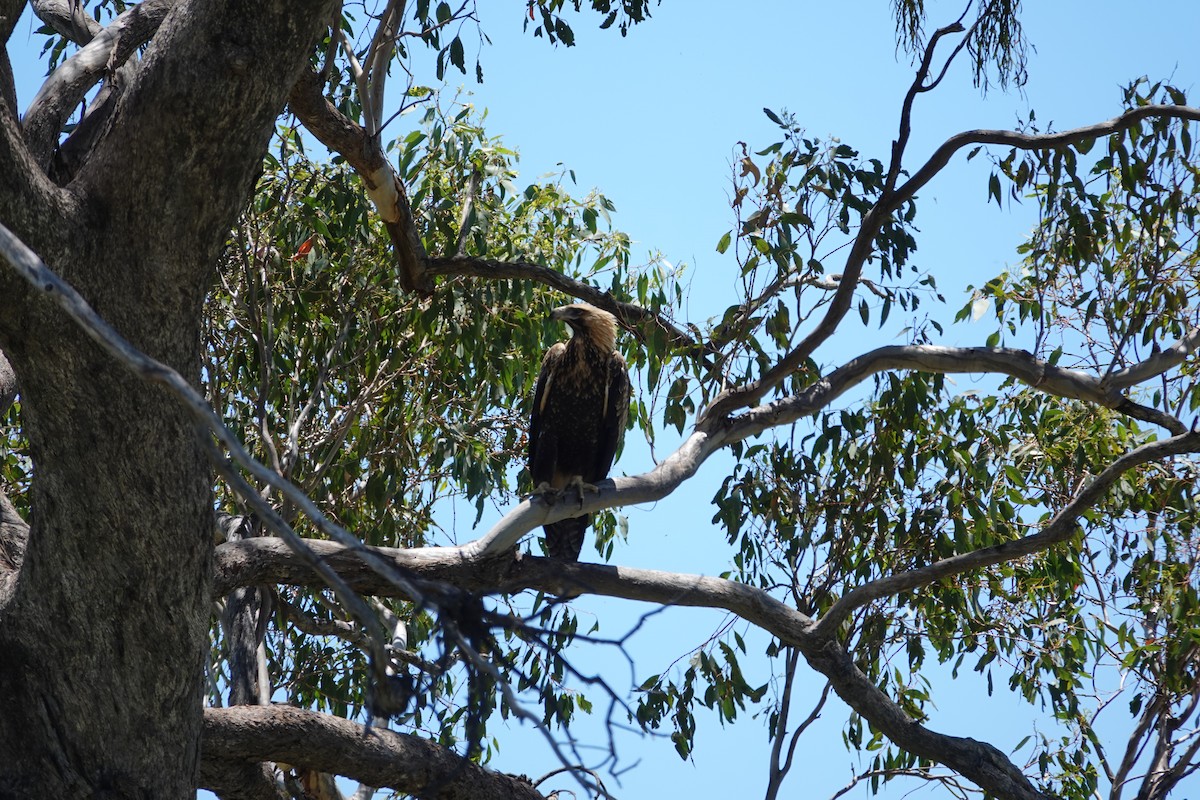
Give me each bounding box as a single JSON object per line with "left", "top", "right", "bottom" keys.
{"left": 526, "top": 482, "right": 560, "bottom": 503}
{"left": 566, "top": 475, "right": 599, "bottom": 508}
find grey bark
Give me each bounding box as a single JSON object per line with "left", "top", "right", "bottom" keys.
{"left": 216, "top": 514, "right": 281, "bottom": 800}
{"left": 0, "top": 349, "right": 15, "bottom": 414}
{"left": 202, "top": 705, "right": 546, "bottom": 800}
{"left": 0, "top": 1, "right": 336, "bottom": 797}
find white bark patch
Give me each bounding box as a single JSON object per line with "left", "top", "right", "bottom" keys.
{"left": 363, "top": 165, "right": 402, "bottom": 223}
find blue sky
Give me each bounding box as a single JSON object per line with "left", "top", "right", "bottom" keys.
{"left": 8, "top": 2, "right": 1200, "bottom": 798}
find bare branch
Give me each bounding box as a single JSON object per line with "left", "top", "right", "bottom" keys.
{"left": 213, "top": 540, "right": 1049, "bottom": 799}
{"left": 277, "top": 594, "right": 363, "bottom": 645}
{"left": 30, "top": 0, "right": 102, "bottom": 45}
{"left": 200, "top": 705, "right": 544, "bottom": 800}
{"left": 728, "top": 344, "right": 1188, "bottom": 438}
{"left": 897, "top": 105, "right": 1200, "bottom": 210}
{"left": 886, "top": 19, "right": 967, "bottom": 192}
{"left": 225, "top": 342, "right": 1182, "bottom": 571}
{"left": 360, "top": 0, "right": 406, "bottom": 137}
{"left": 1107, "top": 324, "right": 1200, "bottom": 389}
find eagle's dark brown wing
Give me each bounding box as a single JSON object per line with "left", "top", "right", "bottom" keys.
{"left": 592, "top": 351, "right": 629, "bottom": 482}
{"left": 528, "top": 342, "right": 566, "bottom": 486}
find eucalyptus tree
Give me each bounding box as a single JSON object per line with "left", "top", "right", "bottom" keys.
{"left": 1, "top": 2, "right": 1199, "bottom": 800}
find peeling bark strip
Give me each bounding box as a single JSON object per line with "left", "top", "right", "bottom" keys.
{"left": 201, "top": 706, "right": 545, "bottom": 800}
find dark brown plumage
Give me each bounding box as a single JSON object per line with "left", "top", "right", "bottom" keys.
{"left": 528, "top": 302, "right": 630, "bottom": 561}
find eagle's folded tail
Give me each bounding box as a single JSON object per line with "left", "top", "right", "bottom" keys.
{"left": 543, "top": 515, "right": 589, "bottom": 561}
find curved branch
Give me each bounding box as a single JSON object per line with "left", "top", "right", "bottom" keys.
{"left": 212, "top": 541, "right": 1050, "bottom": 799}
{"left": 200, "top": 705, "right": 544, "bottom": 800}
{"left": 286, "top": 343, "right": 1182, "bottom": 570}
{"left": 1106, "top": 324, "right": 1200, "bottom": 389}
{"left": 886, "top": 19, "right": 966, "bottom": 192}
{"left": 729, "top": 344, "right": 1187, "bottom": 439}
{"left": 288, "top": 67, "right": 431, "bottom": 294}
{"left": 700, "top": 103, "right": 1200, "bottom": 425}
{"left": 895, "top": 104, "right": 1200, "bottom": 207}
{"left": 814, "top": 429, "right": 1200, "bottom": 637}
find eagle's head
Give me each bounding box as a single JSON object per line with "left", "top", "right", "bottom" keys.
{"left": 551, "top": 302, "right": 618, "bottom": 352}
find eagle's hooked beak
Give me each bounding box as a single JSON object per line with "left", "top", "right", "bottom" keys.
{"left": 550, "top": 305, "right": 578, "bottom": 323}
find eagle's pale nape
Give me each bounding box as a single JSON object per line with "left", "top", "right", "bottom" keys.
{"left": 528, "top": 302, "right": 631, "bottom": 563}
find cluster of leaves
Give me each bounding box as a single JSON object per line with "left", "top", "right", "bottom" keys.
{"left": 203, "top": 97, "right": 676, "bottom": 755}
{"left": 627, "top": 78, "right": 1200, "bottom": 799}
{"left": 524, "top": 0, "right": 657, "bottom": 45}
{"left": 891, "top": 0, "right": 1029, "bottom": 92}
{"left": 697, "top": 107, "right": 938, "bottom": 412}
{"left": 975, "top": 79, "right": 1200, "bottom": 415}
{"left": 635, "top": 630, "right": 766, "bottom": 760}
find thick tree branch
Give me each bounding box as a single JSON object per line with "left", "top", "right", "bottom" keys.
{"left": 288, "top": 67, "right": 431, "bottom": 294}
{"left": 30, "top": 0, "right": 102, "bottom": 44}
{"left": 72, "top": 0, "right": 338, "bottom": 286}
{"left": 700, "top": 103, "right": 1200, "bottom": 425}
{"left": 23, "top": 0, "right": 173, "bottom": 170}
{"left": 212, "top": 542, "right": 1050, "bottom": 798}
{"left": 201, "top": 705, "right": 544, "bottom": 800}
{"left": 248, "top": 343, "right": 1182, "bottom": 570}
{"left": 814, "top": 429, "right": 1200, "bottom": 637}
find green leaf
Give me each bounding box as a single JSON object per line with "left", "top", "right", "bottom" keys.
{"left": 988, "top": 172, "right": 1002, "bottom": 206}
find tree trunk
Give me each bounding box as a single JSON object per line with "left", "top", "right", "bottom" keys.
{"left": 0, "top": 1, "right": 335, "bottom": 796}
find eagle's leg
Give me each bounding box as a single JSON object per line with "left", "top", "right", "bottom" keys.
{"left": 527, "top": 482, "right": 561, "bottom": 503}
{"left": 565, "top": 475, "right": 599, "bottom": 508}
